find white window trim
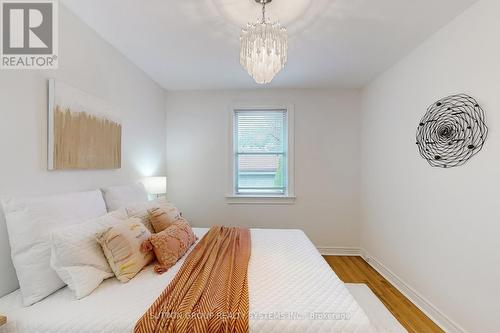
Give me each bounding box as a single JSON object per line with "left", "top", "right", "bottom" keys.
{"left": 226, "top": 103, "right": 295, "bottom": 204}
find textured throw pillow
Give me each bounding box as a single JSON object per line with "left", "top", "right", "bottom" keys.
{"left": 141, "top": 218, "right": 196, "bottom": 274}
{"left": 126, "top": 197, "right": 180, "bottom": 234}
{"left": 50, "top": 208, "right": 128, "bottom": 299}
{"left": 101, "top": 183, "right": 148, "bottom": 212}
{"left": 1, "top": 190, "right": 107, "bottom": 306}
{"left": 148, "top": 204, "right": 181, "bottom": 233}
{"left": 96, "top": 218, "right": 154, "bottom": 282}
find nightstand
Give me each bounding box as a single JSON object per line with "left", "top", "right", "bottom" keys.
{"left": 0, "top": 315, "right": 6, "bottom": 327}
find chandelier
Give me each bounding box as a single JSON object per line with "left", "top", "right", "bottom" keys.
{"left": 240, "top": 0, "right": 288, "bottom": 84}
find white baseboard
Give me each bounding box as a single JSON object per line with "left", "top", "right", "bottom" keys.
{"left": 317, "top": 246, "right": 361, "bottom": 256}
{"left": 359, "top": 249, "right": 466, "bottom": 333}
{"left": 318, "top": 246, "right": 466, "bottom": 332}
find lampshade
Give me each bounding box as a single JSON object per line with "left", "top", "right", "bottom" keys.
{"left": 143, "top": 177, "right": 167, "bottom": 195}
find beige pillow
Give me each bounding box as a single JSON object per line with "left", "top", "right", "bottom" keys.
{"left": 96, "top": 218, "right": 154, "bottom": 282}
{"left": 148, "top": 205, "right": 181, "bottom": 233}
{"left": 127, "top": 209, "right": 155, "bottom": 234}
{"left": 141, "top": 218, "right": 196, "bottom": 274}
{"left": 126, "top": 198, "right": 180, "bottom": 234}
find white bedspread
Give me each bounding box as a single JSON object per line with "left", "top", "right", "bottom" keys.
{"left": 0, "top": 228, "right": 376, "bottom": 333}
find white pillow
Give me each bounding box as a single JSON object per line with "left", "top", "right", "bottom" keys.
{"left": 50, "top": 209, "right": 128, "bottom": 299}
{"left": 101, "top": 183, "right": 148, "bottom": 211}
{"left": 1, "top": 190, "right": 107, "bottom": 306}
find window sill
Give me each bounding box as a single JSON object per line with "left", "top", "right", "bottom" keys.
{"left": 225, "top": 195, "right": 296, "bottom": 205}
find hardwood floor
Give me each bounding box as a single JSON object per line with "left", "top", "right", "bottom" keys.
{"left": 323, "top": 256, "right": 444, "bottom": 333}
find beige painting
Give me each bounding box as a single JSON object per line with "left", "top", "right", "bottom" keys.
{"left": 48, "top": 79, "right": 121, "bottom": 170}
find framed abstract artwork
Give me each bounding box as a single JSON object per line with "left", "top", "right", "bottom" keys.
{"left": 48, "top": 79, "right": 121, "bottom": 170}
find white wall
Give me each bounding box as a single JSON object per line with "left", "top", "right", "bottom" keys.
{"left": 0, "top": 6, "right": 167, "bottom": 296}
{"left": 361, "top": 0, "right": 500, "bottom": 331}
{"left": 166, "top": 89, "right": 361, "bottom": 249}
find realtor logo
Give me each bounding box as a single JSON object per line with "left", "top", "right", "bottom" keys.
{"left": 1, "top": 0, "right": 58, "bottom": 69}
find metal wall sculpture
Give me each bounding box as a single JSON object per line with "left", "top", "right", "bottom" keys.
{"left": 416, "top": 94, "right": 487, "bottom": 168}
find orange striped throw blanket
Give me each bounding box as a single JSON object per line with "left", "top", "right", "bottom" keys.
{"left": 135, "top": 226, "right": 251, "bottom": 333}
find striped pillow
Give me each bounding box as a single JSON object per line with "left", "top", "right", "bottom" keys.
{"left": 148, "top": 205, "right": 181, "bottom": 233}
{"left": 96, "top": 218, "right": 154, "bottom": 282}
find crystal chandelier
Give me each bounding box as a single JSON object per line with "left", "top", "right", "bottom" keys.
{"left": 240, "top": 0, "right": 288, "bottom": 84}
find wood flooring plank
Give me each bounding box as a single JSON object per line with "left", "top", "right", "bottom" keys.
{"left": 323, "top": 256, "right": 444, "bottom": 333}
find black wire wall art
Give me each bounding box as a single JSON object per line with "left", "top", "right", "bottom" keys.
{"left": 416, "top": 94, "right": 488, "bottom": 168}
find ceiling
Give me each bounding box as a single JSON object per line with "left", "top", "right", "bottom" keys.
{"left": 61, "top": 0, "right": 477, "bottom": 90}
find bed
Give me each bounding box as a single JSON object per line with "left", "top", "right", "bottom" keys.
{"left": 0, "top": 228, "right": 376, "bottom": 333}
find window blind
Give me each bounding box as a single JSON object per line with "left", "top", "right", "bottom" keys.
{"left": 234, "top": 109, "right": 287, "bottom": 195}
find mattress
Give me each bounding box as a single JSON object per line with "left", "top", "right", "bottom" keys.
{"left": 0, "top": 228, "right": 376, "bottom": 333}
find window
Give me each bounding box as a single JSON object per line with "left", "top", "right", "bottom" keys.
{"left": 229, "top": 106, "right": 294, "bottom": 202}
